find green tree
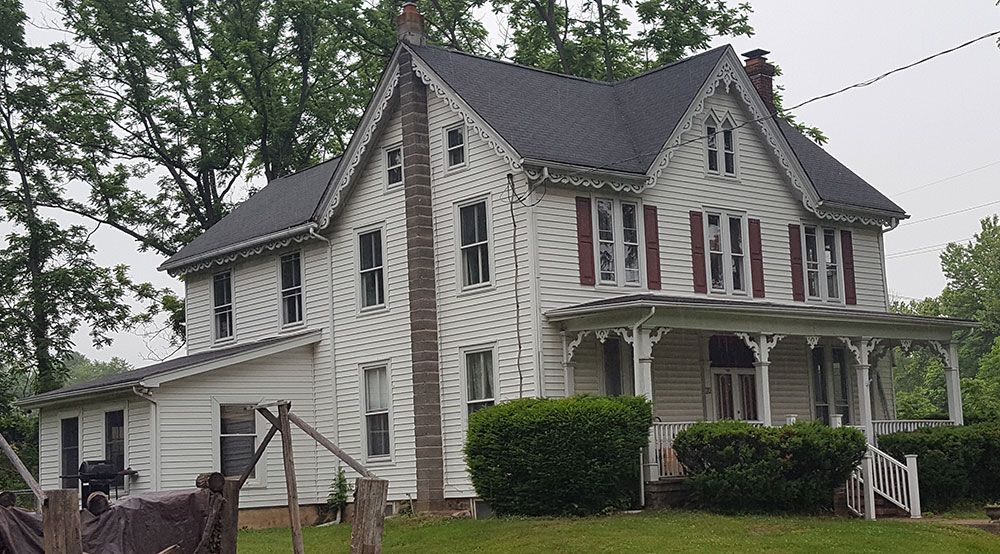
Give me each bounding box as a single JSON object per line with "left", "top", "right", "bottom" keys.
{"left": 63, "top": 352, "right": 133, "bottom": 386}
{"left": 0, "top": 0, "right": 143, "bottom": 393}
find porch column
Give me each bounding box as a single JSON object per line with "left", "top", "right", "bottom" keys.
{"left": 841, "top": 337, "right": 880, "bottom": 442}
{"left": 944, "top": 342, "right": 965, "bottom": 425}
{"left": 736, "top": 333, "right": 784, "bottom": 427}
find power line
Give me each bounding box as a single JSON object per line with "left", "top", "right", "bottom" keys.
{"left": 898, "top": 199, "right": 1000, "bottom": 227}
{"left": 549, "top": 29, "right": 1000, "bottom": 182}
{"left": 889, "top": 159, "right": 1000, "bottom": 199}
{"left": 885, "top": 237, "right": 974, "bottom": 258}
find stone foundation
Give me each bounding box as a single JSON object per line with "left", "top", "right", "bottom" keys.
{"left": 644, "top": 477, "right": 692, "bottom": 509}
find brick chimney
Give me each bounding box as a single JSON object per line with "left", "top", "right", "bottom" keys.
{"left": 742, "top": 49, "right": 776, "bottom": 114}
{"left": 397, "top": 1, "right": 426, "bottom": 46}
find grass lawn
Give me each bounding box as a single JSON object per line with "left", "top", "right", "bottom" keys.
{"left": 238, "top": 510, "right": 997, "bottom": 554}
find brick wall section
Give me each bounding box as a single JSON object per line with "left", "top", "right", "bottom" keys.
{"left": 398, "top": 49, "right": 446, "bottom": 512}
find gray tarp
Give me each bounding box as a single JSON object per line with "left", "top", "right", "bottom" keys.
{"left": 0, "top": 488, "right": 219, "bottom": 554}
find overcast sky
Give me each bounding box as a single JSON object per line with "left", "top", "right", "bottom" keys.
{"left": 20, "top": 0, "right": 1000, "bottom": 365}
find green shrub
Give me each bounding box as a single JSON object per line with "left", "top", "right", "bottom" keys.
{"left": 673, "top": 420, "right": 866, "bottom": 513}
{"left": 464, "top": 395, "right": 652, "bottom": 516}
{"left": 878, "top": 422, "right": 1000, "bottom": 510}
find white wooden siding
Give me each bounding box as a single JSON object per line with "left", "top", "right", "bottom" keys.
{"left": 327, "top": 106, "right": 418, "bottom": 502}
{"left": 38, "top": 397, "right": 154, "bottom": 494}
{"left": 425, "top": 95, "right": 536, "bottom": 499}
{"left": 153, "top": 344, "right": 319, "bottom": 508}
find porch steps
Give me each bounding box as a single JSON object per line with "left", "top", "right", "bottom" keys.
{"left": 834, "top": 485, "right": 910, "bottom": 519}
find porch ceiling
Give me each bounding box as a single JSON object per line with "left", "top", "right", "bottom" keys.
{"left": 544, "top": 294, "right": 977, "bottom": 341}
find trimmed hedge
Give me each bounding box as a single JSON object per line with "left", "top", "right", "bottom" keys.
{"left": 878, "top": 422, "right": 1000, "bottom": 510}
{"left": 464, "top": 395, "right": 653, "bottom": 516}
{"left": 673, "top": 420, "right": 866, "bottom": 513}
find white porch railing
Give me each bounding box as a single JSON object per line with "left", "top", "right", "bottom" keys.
{"left": 872, "top": 419, "right": 953, "bottom": 436}
{"left": 651, "top": 421, "right": 764, "bottom": 478}
{"left": 846, "top": 444, "right": 921, "bottom": 520}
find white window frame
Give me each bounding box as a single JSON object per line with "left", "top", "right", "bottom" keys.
{"left": 212, "top": 269, "right": 235, "bottom": 344}
{"left": 443, "top": 124, "right": 468, "bottom": 171}
{"left": 461, "top": 345, "right": 498, "bottom": 421}
{"left": 455, "top": 196, "right": 493, "bottom": 292}
{"left": 278, "top": 251, "right": 305, "bottom": 329}
{"left": 101, "top": 403, "right": 129, "bottom": 491}
{"left": 801, "top": 225, "right": 845, "bottom": 304}
{"left": 361, "top": 363, "right": 393, "bottom": 462}
{"left": 592, "top": 196, "right": 645, "bottom": 288}
{"left": 356, "top": 225, "right": 388, "bottom": 313}
{"left": 212, "top": 400, "right": 266, "bottom": 488}
{"left": 703, "top": 209, "right": 749, "bottom": 296}
{"left": 57, "top": 408, "right": 82, "bottom": 491}
{"left": 705, "top": 113, "right": 738, "bottom": 178}
{"left": 383, "top": 143, "right": 403, "bottom": 190}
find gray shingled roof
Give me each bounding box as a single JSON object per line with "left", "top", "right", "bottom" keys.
{"left": 162, "top": 45, "right": 905, "bottom": 273}
{"left": 161, "top": 158, "right": 341, "bottom": 271}
{"left": 17, "top": 331, "right": 321, "bottom": 408}
{"left": 410, "top": 44, "right": 905, "bottom": 216}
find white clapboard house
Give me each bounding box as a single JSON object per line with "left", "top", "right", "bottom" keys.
{"left": 19, "top": 4, "right": 975, "bottom": 521}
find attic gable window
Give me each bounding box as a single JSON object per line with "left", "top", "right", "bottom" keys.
{"left": 706, "top": 116, "right": 736, "bottom": 177}
{"left": 213, "top": 270, "right": 234, "bottom": 342}
{"left": 445, "top": 125, "right": 466, "bottom": 168}
{"left": 385, "top": 146, "right": 402, "bottom": 187}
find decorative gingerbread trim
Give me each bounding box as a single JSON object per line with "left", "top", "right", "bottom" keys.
{"left": 167, "top": 233, "right": 316, "bottom": 277}
{"left": 523, "top": 166, "right": 645, "bottom": 194}
{"left": 840, "top": 336, "right": 881, "bottom": 366}
{"left": 317, "top": 69, "right": 400, "bottom": 229}
{"left": 566, "top": 330, "right": 590, "bottom": 363}
{"left": 805, "top": 336, "right": 821, "bottom": 350}
{"left": 649, "top": 327, "right": 670, "bottom": 347}
{"left": 735, "top": 332, "right": 784, "bottom": 364}
{"left": 411, "top": 59, "right": 522, "bottom": 172}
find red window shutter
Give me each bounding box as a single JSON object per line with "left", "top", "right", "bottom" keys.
{"left": 575, "top": 197, "right": 596, "bottom": 285}
{"left": 788, "top": 224, "right": 805, "bottom": 301}
{"left": 841, "top": 230, "right": 858, "bottom": 305}
{"left": 689, "top": 211, "right": 707, "bottom": 293}
{"left": 643, "top": 205, "right": 661, "bottom": 290}
{"left": 748, "top": 219, "right": 765, "bottom": 298}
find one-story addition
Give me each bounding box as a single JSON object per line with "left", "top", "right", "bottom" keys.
{"left": 18, "top": 4, "right": 975, "bottom": 522}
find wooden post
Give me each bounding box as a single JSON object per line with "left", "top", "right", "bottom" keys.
{"left": 349, "top": 477, "right": 389, "bottom": 554}
{"left": 195, "top": 472, "right": 227, "bottom": 493}
{"left": 278, "top": 403, "right": 305, "bottom": 554}
{"left": 42, "top": 489, "right": 82, "bottom": 554}
{"left": 286, "top": 411, "right": 374, "bottom": 478}
{"left": 218, "top": 479, "right": 240, "bottom": 554}
{"left": 238, "top": 425, "right": 279, "bottom": 489}
{"left": 905, "top": 454, "right": 921, "bottom": 519}
{"left": 0, "top": 431, "right": 44, "bottom": 503}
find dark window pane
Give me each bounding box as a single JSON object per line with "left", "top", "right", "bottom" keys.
{"left": 61, "top": 417, "right": 79, "bottom": 489}
{"left": 603, "top": 339, "right": 622, "bottom": 396}
{"left": 724, "top": 152, "right": 735, "bottom": 174}
{"left": 221, "top": 436, "right": 255, "bottom": 477}
{"left": 220, "top": 406, "right": 254, "bottom": 435}
{"left": 460, "top": 205, "right": 478, "bottom": 246}
{"left": 710, "top": 253, "right": 724, "bottom": 289}
{"left": 367, "top": 413, "right": 390, "bottom": 457}
{"left": 732, "top": 255, "right": 745, "bottom": 291}
{"left": 740, "top": 374, "right": 758, "bottom": 421}
{"left": 723, "top": 129, "right": 733, "bottom": 152}
{"left": 729, "top": 218, "right": 743, "bottom": 255}
{"left": 105, "top": 411, "right": 125, "bottom": 485}
{"left": 448, "top": 127, "right": 464, "bottom": 149}
{"left": 467, "top": 351, "right": 494, "bottom": 402}
{"left": 387, "top": 166, "right": 402, "bottom": 185}
{"left": 213, "top": 272, "right": 231, "bottom": 307}
{"left": 281, "top": 254, "right": 301, "bottom": 290}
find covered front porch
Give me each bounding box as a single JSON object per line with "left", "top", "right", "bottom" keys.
{"left": 547, "top": 295, "right": 977, "bottom": 482}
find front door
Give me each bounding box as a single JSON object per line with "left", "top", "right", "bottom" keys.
{"left": 602, "top": 338, "right": 634, "bottom": 396}
{"left": 713, "top": 369, "right": 758, "bottom": 421}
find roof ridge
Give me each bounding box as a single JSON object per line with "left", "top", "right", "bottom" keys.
{"left": 613, "top": 45, "right": 730, "bottom": 85}
{"left": 272, "top": 155, "right": 343, "bottom": 183}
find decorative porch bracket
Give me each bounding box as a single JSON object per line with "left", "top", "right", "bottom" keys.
{"left": 929, "top": 340, "right": 964, "bottom": 425}
{"left": 735, "top": 333, "right": 784, "bottom": 427}
{"left": 839, "top": 337, "right": 881, "bottom": 441}
{"left": 562, "top": 327, "right": 669, "bottom": 398}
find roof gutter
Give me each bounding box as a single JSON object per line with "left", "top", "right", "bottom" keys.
{"left": 16, "top": 381, "right": 142, "bottom": 410}
{"left": 158, "top": 222, "right": 319, "bottom": 274}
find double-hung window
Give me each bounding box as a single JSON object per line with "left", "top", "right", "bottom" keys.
{"left": 61, "top": 417, "right": 79, "bottom": 489}
{"left": 445, "top": 125, "right": 466, "bottom": 169}
{"left": 465, "top": 349, "right": 495, "bottom": 416}
{"left": 359, "top": 230, "right": 385, "bottom": 308}
{"left": 364, "top": 365, "right": 391, "bottom": 459}
{"left": 803, "top": 226, "right": 841, "bottom": 301}
{"left": 705, "top": 211, "right": 748, "bottom": 294}
{"left": 280, "top": 253, "right": 303, "bottom": 326}
{"left": 595, "top": 198, "right": 642, "bottom": 286}
{"left": 220, "top": 405, "right": 256, "bottom": 478}
{"left": 105, "top": 410, "right": 125, "bottom": 486}
{"left": 459, "top": 201, "right": 490, "bottom": 288}
{"left": 213, "top": 271, "right": 233, "bottom": 341}
{"left": 706, "top": 117, "right": 736, "bottom": 176}
{"left": 385, "top": 146, "right": 403, "bottom": 187}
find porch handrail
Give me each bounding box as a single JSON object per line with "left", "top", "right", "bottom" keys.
{"left": 846, "top": 444, "right": 921, "bottom": 520}
{"left": 651, "top": 420, "right": 766, "bottom": 478}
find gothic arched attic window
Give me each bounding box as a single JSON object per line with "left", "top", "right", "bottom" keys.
{"left": 706, "top": 116, "right": 737, "bottom": 177}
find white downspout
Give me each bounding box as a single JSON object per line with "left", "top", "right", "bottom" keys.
{"left": 308, "top": 226, "right": 339, "bottom": 495}
{"left": 132, "top": 386, "right": 159, "bottom": 491}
